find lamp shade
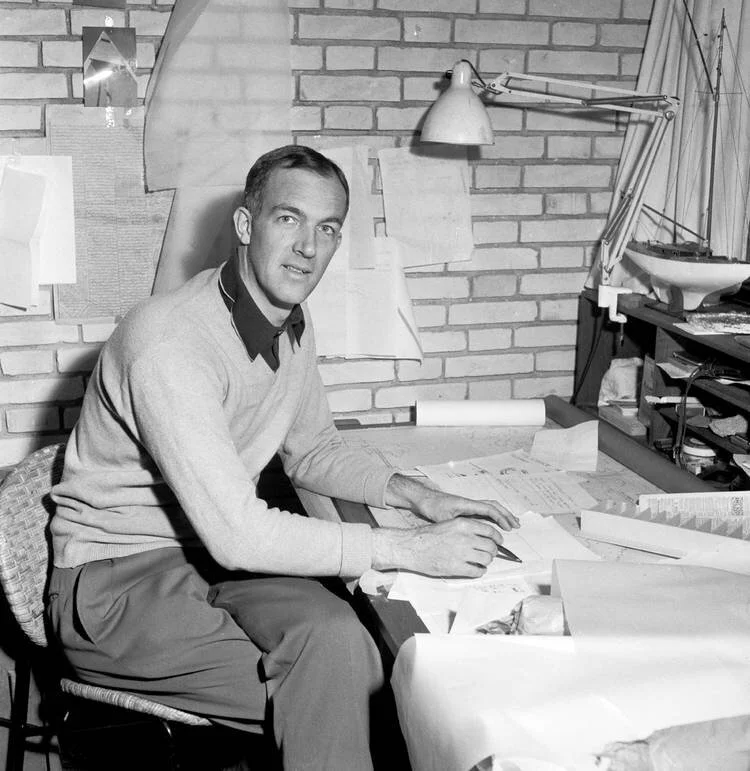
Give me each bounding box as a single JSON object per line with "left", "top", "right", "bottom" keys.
{"left": 421, "top": 61, "right": 494, "bottom": 145}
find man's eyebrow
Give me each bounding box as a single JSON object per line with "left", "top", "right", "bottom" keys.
{"left": 271, "top": 204, "right": 344, "bottom": 226}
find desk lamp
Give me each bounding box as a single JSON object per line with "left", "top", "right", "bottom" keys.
{"left": 421, "top": 60, "right": 679, "bottom": 321}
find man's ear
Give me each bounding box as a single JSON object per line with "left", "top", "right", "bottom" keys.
{"left": 233, "top": 207, "right": 252, "bottom": 245}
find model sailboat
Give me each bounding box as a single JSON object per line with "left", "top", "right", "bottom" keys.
{"left": 621, "top": 5, "right": 750, "bottom": 311}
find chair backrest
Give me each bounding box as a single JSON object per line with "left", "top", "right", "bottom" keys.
{"left": 0, "top": 443, "right": 66, "bottom": 647}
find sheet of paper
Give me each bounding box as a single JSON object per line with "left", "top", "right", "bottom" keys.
{"left": 391, "top": 634, "right": 750, "bottom": 771}
{"left": 553, "top": 560, "right": 750, "bottom": 639}
{"left": 306, "top": 231, "right": 423, "bottom": 360}
{"left": 321, "top": 146, "right": 375, "bottom": 270}
{"left": 47, "top": 106, "right": 174, "bottom": 319}
{"left": 580, "top": 509, "right": 750, "bottom": 559}
{"left": 0, "top": 155, "right": 76, "bottom": 289}
{"left": 530, "top": 420, "right": 599, "bottom": 472}
{"left": 0, "top": 165, "right": 45, "bottom": 308}
{"left": 417, "top": 456, "right": 598, "bottom": 516}
{"left": 638, "top": 490, "right": 750, "bottom": 539}
{"left": 378, "top": 147, "right": 474, "bottom": 267}
{"left": 450, "top": 579, "right": 538, "bottom": 635}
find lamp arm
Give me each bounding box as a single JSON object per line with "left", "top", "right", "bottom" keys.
{"left": 484, "top": 71, "right": 679, "bottom": 118}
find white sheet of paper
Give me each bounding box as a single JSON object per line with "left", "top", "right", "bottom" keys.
{"left": 378, "top": 147, "right": 474, "bottom": 267}
{"left": 450, "top": 579, "right": 538, "bottom": 635}
{"left": 417, "top": 457, "right": 598, "bottom": 516}
{"left": 552, "top": 560, "right": 750, "bottom": 638}
{"left": 530, "top": 421, "right": 599, "bottom": 472}
{"left": 0, "top": 165, "right": 46, "bottom": 307}
{"left": 306, "top": 229, "right": 423, "bottom": 360}
{"left": 580, "top": 509, "right": 750, "bottom": 559}
{"left": 391, "top": 634, "right": 750, "bottom": 771}
{"left": 322, "top": 146, "right": 375, "bottom": 270}
{"left": 0, "top": 156, "right": 76, "bottom": 288}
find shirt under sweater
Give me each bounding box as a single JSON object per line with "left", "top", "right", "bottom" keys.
{"left": 50, "top": 264, "right": 395, "bottom": 577}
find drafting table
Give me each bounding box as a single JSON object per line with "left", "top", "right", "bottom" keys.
{"left": 299, "top": 395, "right": 714, "bottom": 659}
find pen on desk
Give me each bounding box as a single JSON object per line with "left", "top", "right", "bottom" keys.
{"left": 497, "top": 543, "right": 522, "bottom": 563}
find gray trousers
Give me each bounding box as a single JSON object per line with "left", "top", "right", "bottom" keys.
{"left": 46, "top": 547, "right": 384, "bottom": 771}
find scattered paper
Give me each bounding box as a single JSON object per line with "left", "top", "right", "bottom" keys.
{"left": 580, "top": 509, "right": 750, "bottom": 562}
{"left": 417, "top": 455, "right": 598, "bottom": 516}
{"left": 530, "top": 420, "right": 598, "bottom": 472}
{"left": 638, "top": 490, "right": 750, "bottom": 539}
{"left": 388, "top": 512, "right": 601, "bottom": 633}
{"left": 450, "top": 579, "right": 538, "bottom": 635}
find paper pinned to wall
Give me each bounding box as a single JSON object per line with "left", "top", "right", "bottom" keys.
{"left": 305, "top": 146, "right": 423, "bottom": 359}
{"left": 321, "top": 146, "right": 376, "bottom": 270}
{"left": 0, "top": 165, "right": 46, "bottom": 308}
{"left": 47, "top": 106, "right": 173, "bottom": 319}
{"left": 378, "top": 147, "right": 474, "bottom": 268}
{"left": 0, "top": 155, "right": 76, "bottom": 309}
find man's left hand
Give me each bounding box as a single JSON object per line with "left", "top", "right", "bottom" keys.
{"left": 385, "top": 473, "right": 519, "bottom": 532}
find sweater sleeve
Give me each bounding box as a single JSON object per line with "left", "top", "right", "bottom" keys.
{"left": 123, "top": 344, "right": 373, "bottom": 577}
{"left": 280, "top": 330, "right": 397, "bottom": 508}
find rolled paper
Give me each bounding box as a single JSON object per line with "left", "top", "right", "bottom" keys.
{"left": 415, "top": 399, "right": 546, "bottom": 427}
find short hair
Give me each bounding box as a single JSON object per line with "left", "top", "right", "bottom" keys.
{"left": 242, "top": 145, "right": 350, "bottom": 218}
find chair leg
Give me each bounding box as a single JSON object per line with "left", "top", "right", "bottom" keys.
{"left": 6, "top": 657, "right": 31, "bottom": 771}
{"left": 159, "top": 719, "right": 181, "bottom": 771}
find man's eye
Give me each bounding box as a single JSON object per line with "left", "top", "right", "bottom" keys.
{"left": 279, "top": 215, "right": 296, "bottom": 224}
{"left": 320, "top": 224, "right": 338, "bottom": 236}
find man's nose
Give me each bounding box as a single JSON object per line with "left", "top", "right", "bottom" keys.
{"left": 294, "top": 226, "right": 316, "bottom": 258}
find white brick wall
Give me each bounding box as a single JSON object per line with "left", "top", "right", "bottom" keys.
{"left": 0, "top": 0, "right": 652, "bottom": 469}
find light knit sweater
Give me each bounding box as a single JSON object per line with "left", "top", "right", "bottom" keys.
{"left": 51, "top": 266, "right": 395, "bottom": 577}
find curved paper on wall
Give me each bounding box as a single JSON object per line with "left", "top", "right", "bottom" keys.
{"left": 144, "top": 0, "right": 292, "bottom": 192}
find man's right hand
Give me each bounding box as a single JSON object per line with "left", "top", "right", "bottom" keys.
{"left": 371, "top": 518, "right": 508, "bottom": 578}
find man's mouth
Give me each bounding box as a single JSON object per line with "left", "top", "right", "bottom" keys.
{"left": 283, "top": 265, "right": 310, "bottom": 276}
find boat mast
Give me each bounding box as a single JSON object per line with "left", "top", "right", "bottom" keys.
{"left": 705, "top": 10, "right": 726, "bottom": 254}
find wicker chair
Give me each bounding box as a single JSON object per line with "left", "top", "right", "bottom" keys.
{"left": 0, "top": 443, "right": 215, "bottom": 771}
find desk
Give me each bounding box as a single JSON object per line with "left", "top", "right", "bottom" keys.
{"left": 314, "top": 395, "right": 713, "bottom": 658}
{"left": 316, "top": 397, "right": 745, "bottom": 771}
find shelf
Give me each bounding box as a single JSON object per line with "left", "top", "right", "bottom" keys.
{"left": 656, "top": 407, "right": 745, "bottom": 455}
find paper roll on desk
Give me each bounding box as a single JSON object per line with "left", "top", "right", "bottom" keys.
{"left": 415, "top": 399, "right": 545, "bottom": 427}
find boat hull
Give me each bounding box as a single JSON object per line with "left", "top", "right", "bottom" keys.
{"left": 624, "top": 241, "right": 750, "bottom": 311}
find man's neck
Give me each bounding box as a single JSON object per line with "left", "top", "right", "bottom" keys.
{"left": 236, "top": 252, "right": 291, "bottom": 327}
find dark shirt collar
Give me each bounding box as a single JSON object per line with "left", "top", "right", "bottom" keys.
{"left": 218, "top": 258, "right": 305, "bottom": 372}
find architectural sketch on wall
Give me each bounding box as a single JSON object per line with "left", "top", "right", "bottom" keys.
{"left": 47, "top": 106, "right": 173, "bottom": 320}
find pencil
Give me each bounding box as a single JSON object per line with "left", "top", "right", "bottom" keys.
{"left": 497, "top": 543, "right": 522, "bottom": 563}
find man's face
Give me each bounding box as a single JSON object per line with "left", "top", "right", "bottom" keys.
{"left": 233, "top": 166, "right": 346, "bottom": 326}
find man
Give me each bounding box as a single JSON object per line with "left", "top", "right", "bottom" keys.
{"left": 47, "top": 145, "right": 518, "bottom": 770}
